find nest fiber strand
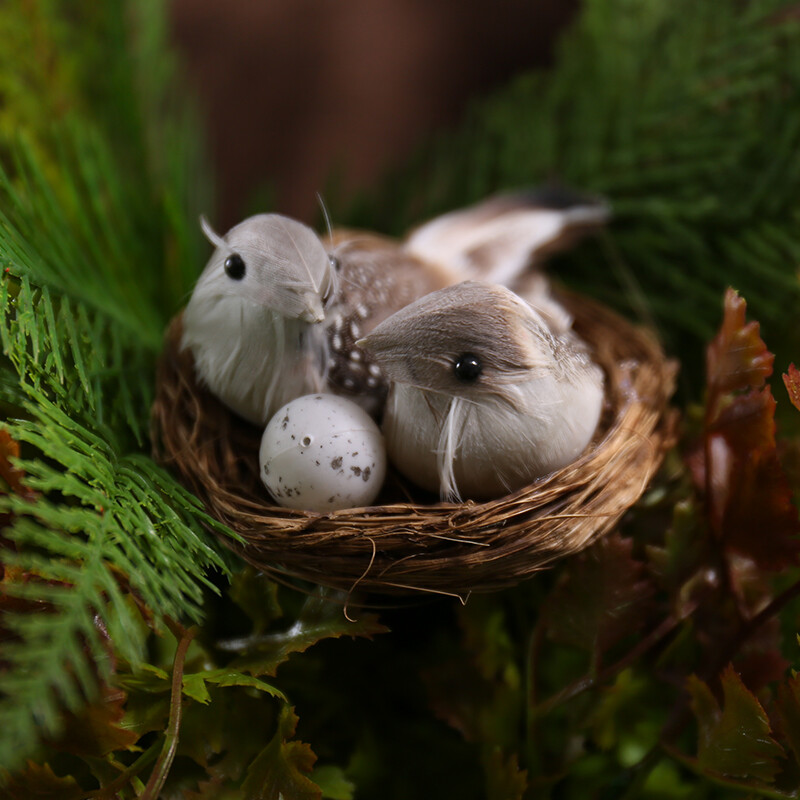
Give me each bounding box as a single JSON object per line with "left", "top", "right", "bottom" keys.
{"left": 152, "top": 293, "right": 676, "bottom": 597}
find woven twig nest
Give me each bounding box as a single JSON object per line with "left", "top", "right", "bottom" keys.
{"left": 152, "top": 292, "right": 676, "bottom": 599}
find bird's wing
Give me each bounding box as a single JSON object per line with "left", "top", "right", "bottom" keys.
{"left": 321, "top": 231, "right": 453, "bottom": 407}
{"left": 403, "top": 187, "right": 610, "bottom": 286}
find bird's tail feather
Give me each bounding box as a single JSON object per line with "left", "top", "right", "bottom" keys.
{"left": 403, "top": 187, "right": 610, "bottom": 286}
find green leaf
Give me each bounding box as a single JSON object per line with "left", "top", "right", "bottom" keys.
{"left": 776, "top": 673, "right": 800, "bottom": 768}
{"left": 687, "top": 664, "right": 785, "bottom": 783}
{"left": 423, "top": 599, "right": 523, "bottom": 751}
{"left": 483, "top": 748, "right": 527, "bottom": 800}
{"left": 588, "top": 669, "right": 651, "bottom": 753}
{"left": 227, "top": 592, "right": 388, "bottom": 678}
{"left": 458, "top": 595, "right": 520, "bottom": 689}
{"left": 645, "top": 499, "right": 707, "bottom": 613}
{"left": 175, "top": 683, "right": 279, "bottom": 779}
{"left": 241, "top": 705, "right": 320, "bottom": 800}
{"left": 182, "top": 669, "right": 287, "bottom": 705}
{"left": 309, "top": 765, "right": 355, "bottom": 800}
{"left": 229, "top": 567, "right": 283, "bottom": 636}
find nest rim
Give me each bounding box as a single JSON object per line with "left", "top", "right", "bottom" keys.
{"left": 152, "top": 291, "right": 677, "bottom": 599}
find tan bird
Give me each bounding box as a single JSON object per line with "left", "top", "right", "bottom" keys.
{"left": 358, "top": 281, "right": 605, "bottom": 502}
{"left": 181, "top": 189, "right": 608, "bottom": 426}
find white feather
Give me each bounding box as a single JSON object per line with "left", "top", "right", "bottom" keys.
{"left": 436, "top": 397, "right": 469, "bottom": 503}
{"left": 181, "top": 289, "right": 328, "bottom": 425}
{"left": 383, "top": 367, "right": 602, "bottom": 501}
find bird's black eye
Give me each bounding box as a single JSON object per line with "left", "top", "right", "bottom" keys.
{"left": 224, "top": 253, "right": 246, "bottom": 280}
{"left": 453, "top": 353, "right": 482, "bottom": 382}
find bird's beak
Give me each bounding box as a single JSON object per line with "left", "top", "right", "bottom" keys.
{"left": 299, "top": 294, "right": 326, "bottom": 324}
{"left": 356, "top": 332, "right": 396, "bottom": 373}
{"left": 355, "top": 334, "right": 376, "bottom": 355}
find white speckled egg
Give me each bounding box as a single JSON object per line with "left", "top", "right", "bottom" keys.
{"left": 259, "top": 394, "right": 386, "bottom": 512}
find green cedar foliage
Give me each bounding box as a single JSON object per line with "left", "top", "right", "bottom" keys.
{"left": 5, "top": 0, "right": 800, "bottom": 798}
{"left": 0, "top": 0, "right": 229, "bottom": 773}
{"left": 347, "top": 0, "right": 800, "bottom": 387}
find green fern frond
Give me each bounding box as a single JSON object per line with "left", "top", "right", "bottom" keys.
{"left": 0, "top": 0, "right": 225, "bottom": 773}
{"left": 0, "top": 280, "right": 236, "bottom": 769}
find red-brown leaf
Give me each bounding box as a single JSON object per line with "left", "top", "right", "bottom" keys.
{"left": 47, "top": 684, "right": 138, "bottom": 758}
{"left": 0, "top": 430, "right": 34, "bottom": 500}
{"left": 1, "top": 761, "right": 85, "bottom": 800}
{"left": 698, "top": 291, "right": 800, "bottom": 570}
{"left": 783, "top": 364, "right": 800, "bottom": 412}
{"left": 705, "top": 389, "right": 800, "bottom": 568}
{"left": 706, "top": 289, "right": 773, "bottom": 413}
{"left": 544, "top": 533, "right": 655, "bottom": 656}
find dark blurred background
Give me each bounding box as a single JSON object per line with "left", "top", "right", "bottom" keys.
{"left": 170, "top": 0, "right": 579, "bottom": 228}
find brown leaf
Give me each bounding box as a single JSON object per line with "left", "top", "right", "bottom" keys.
{"left": 688, "top": 664, "right": 785, "bottom": 783}
{"left": 698, "top": 290, "right": 800, "bottom": 570}
{"left": 0, "top": 429, "right": 35, "bottom": 501}
{"left": 544, "top": 533, "right": 655, "bottom": 656}
{"left": 706, "top": 288, "right": 773, "bottom": 411}
{"left": 783, "top": 364, "right": 800, "bottom": 412}
{"left": 47, "top": 683, "right": 138, "bottom": 758}
{"left": 1, "top": 761, "right": 85, "bottom": 800}
{"left": 705, "top": 388, "right": 800, "bottom": 568}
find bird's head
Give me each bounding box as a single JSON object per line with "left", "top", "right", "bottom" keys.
{"left": 191, "top": 214, "right": 335, "bottom": 323}
{"left": 358, "top": 281, "right": 560, "bottom": 405}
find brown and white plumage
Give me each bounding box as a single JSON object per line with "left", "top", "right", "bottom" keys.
{"left": 325, "top": 187, "right": 608, "bottom": 407}
{"left": 322, "top": 231, "right": 453, "bottom": 412}
{"left": 358, "top": 281, "right": 605, "bottom": 502}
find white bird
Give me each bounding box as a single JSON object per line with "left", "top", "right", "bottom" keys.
{"left": 181, "top": 189, "right": 609, "bottom": 426}
{"left": 181, "top": 214, "right": 335, "bottom": 425}
{"left": 357, "top": 281, "right": 605, "bottom": 502}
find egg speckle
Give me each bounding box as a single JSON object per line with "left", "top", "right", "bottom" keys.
{"left": 260, "top": 394, "right": 386, "bottom": 511}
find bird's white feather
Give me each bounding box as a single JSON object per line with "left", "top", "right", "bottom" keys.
{"left": 182, "top": 214, "right": 333, "bottom": 425}
{"left": 182, "top": 290, "right": 328, "bottom": 425}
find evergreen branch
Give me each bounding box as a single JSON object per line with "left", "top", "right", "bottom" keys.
{"left": 0, "top": 3, "right": 222, "bottom": 774}
{"left": 353, "top": 0, "right": 800, "bottom": 368}
{"left": 0, "top": 519, "right": 117, "bottom": 768}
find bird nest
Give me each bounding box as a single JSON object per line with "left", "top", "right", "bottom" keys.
{"left": 152, "top": 292, "right": 677, "bottom": 600}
